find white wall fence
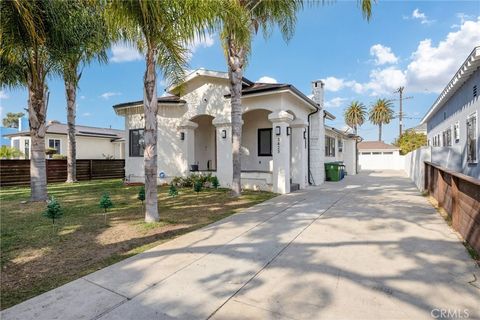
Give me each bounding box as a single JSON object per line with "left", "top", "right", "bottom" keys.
{"left": 404, "top": 147, "right": 432, "bottom": 192}
{"left": 358, "top": 152, "right": 405, "bottom": 171}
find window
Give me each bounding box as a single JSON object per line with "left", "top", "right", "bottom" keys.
{"left": 338, "top": 138, "right": 343, "bottom": 153}
{"left": 325, "top": 136, "right": 335, "bottom": 157}
{"left": 443, "top": 128, "right": 452, "bottom": 146}
{"left": 48, "top": 139, "right": 61, "bottom": 154}
{"left": 257, "top": 128, "right": 272, "bottom": 156}
{"left": 467, "top": 113, "right": 477, "bottom": 163}
{"left": 24, "top": 139, "right": 30, "bottom": 159}
{"left": 361, "top": 152, "right": 371, "bottom": 155}
{"left": 372, "top": 152, "right": 381, "bottom": 155}
{"left": 12, "top": 139, "right": 20, "bottom": 150}
{"left": 129, "top": 129, "right": 144, "bottom": 157}
{"left": 454, "top": 122, "right": 460, "bottom": 143}
{"left": 383, "top": 152, "right": 393, "bottom": 155}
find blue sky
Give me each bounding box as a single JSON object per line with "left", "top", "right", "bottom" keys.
{"left": 1, "top": 1, "right": 479, "bottom": 143}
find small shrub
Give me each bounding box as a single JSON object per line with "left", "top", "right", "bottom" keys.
{"left": 169, "top": 184, "right": 178, "bottom": 197}
{"left": 211, "top": 176, "right": 220, "bottom": 189}
{"left": 194, "top": 180, "right": 203, "bottom": 193}
{"left": 99, "top": 193, "right": 113, "bottom": 224}
{"left": 51, "top": 154, "right": 66, "bottom": 160}
{"left": 43, "top": 196, "right": 63, "bottom": 232}
{"left": 137, "top": 186, "right": 145, "bottom": 204}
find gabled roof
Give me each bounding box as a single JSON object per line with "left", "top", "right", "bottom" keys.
{"left": 166, "top": 69, "right": 253, "bottom": 93}
{"left": 113, "top": 96, "right": 186, "bottom": 114}
{"left": 5, "top": 121, "right": 124, "bottom": 140}
{"left": 224, "top": 82, "right": 318, "bottom": 110}
{"left": 358, "top": 141, "right": 399, "bottom": 150}
{"left": 325, "top": 125, "right": 357, "bottom": 139}
{"left": 421, "top": 46, "right": 480, "bottom": 124}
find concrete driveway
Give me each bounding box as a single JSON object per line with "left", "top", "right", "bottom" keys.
{"left": 3, "top": 171, "right": 479, "bottom": 320}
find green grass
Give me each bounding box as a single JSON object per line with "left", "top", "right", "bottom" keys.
{"left": 0, "top": 179, "right": 276, "bottom": 309}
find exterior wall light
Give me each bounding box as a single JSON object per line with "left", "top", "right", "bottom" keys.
{"left": 275, "top": 126, "right": 281, "bottom": 136}
{"left": 287, "top": 127, "right": 292, "bottom": 136}
{"left": 221, "top": 129, "right": 227, "bottom": 139}
{"left": 180, "top": 132, "right": 185, "bottom": 140}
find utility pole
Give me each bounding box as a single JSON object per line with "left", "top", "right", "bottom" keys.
{"left": 394, "top": 87, "right": 413, "bottom": 137}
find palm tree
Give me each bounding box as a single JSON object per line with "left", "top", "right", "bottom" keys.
{"left": 106, "top": 0, "right": 217, "bottom": 222}
{"left": 219, "top": 0, "right": 374, "bottom": 197}
{"left": 344, "top": 101, "right": 367, "bottom": 134}
{"left": 57, "top": 2, "right": 109, "bottom": 183}
{"left": 369, "top": 98, "right": 394, "bottom": 141}
{"left": 0, "top": 1, "right": 66, "bottom": 201}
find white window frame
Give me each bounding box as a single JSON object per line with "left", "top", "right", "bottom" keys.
{"left": 453, "top": 122, "right": 460, "bottom": 143}
{"left": 466, "top": 112, "right": 478, "bottom": 164}
{"left": 48, "top": 138, "right": 61, "bottom": 154}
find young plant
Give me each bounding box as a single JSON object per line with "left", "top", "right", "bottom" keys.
{"left": 43, "top": 196, "right": 64, "bottom": 232}
{"left": 194, "top": 179, "right": 203, "bottom": 193}
{"left": 168, "top": 183, "right": 178, "bottom": 197}
{"left": 137, "top": 186, "right": 145, "bottom": 212}
{"left": 99, "top": 193, "right": 113, "bottom": 224}
{"left": 211, "top": 176, "right": 220, "bottom": 189}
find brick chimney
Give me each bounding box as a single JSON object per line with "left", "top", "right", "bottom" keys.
{"left": 311, "top": 80, "right": 324, "bottom": 108}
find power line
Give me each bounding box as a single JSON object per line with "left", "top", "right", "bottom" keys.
{"left": 393, "top": 87, "right": 413, "bottom": 136}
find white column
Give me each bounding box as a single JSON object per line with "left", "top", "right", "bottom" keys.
{"left": 212, "top": 117, "right": 233, "bottom": 188}
{"left": 268, "top": 111, "right": 293, "bottom": 194}
{"left": 178, "top": 120, "right": 198, "bottom": 176}
{"left": 291, "top": 119, "right": 308, "bottom": 189}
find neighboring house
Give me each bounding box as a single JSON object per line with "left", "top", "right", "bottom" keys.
{"left": 358, "top": 141, "right": 403, "bottom": 171}
{"left": 0, "top": 117, "right": 28, "bottom": 146}
{"left": 420, "top": 46, "right": 480, "bottom": 178}
{"left": 407, "top": 123, "right": 427, "bottom": 135}
{"left": 114, "top": 69, "right": 337, "bottom": 194}
{"left": 5, "top": 120, "right": 125, "bottom": 159}
{"left": 324, "top": 125, "right": 357, "bottom": 175}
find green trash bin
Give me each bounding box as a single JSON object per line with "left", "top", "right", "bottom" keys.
{"left": 325, "top": 162, "right": 342, "bottom": 181}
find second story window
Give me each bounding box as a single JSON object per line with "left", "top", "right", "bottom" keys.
{"left": 129, "top": 129, "right": 145, "bottom": 157}
{"left": 48, "top": 139, "right": 61, "bottom": 154}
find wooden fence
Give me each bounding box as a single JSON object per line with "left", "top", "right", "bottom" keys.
{"left": 0, "top": 159, "right": 125, "bottom": 186}
{"left": 425, "top": 161, "right": 480, "bottom": 253}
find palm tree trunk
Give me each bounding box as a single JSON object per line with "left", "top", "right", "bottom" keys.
{"left": 27, "top": 75, "right": 48, "bottom": 201}
{"left": 378, "top": 123, "right": 382, "bottom": 141}
{"left": 227, "top": 39, "right": 245, "bottom": 197}
{"left": 143, "top": 47, "right": 159, "bottom": 222}
{"left": 65, "top": 78, "right": 77, "bottom": 183}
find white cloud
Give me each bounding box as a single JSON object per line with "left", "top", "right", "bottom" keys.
{"left": 110, "top": 43, "right": 142, "bottom": 63}
{"left": 82, "top": 112, "right": 92, "bottom": 117}
{"left": 100, "top": 92, "right": 122, "bottom": 100}
{"left": 188, "top": 33, "right": 214, "bottom": 53}
{"left": 410, "top": 8, "right": 435, "bottom": 25}
{"left": 325, "top": 97, "right": 348, "bottom": 108}
{"left": 451, "top": 13, "right": 474, "bottom": 28}
{"left": 257, "top": 76, "right": 278, "bottom": 84}
{"left": 370, "top": 44, "right": 398, "bottom": 65}
{"left": 364, "top": 67, "right": 406, "bottom": 95}
{"left": 405, "top": 17, "right": 480, "bottom": 93}
{"left": 80, "top": 95, "right": 86, "bottom": 100}
{"left": 0, "top": 90, "right": 9, "bottom": 100}
{"left": 322, "top": 77, "right": 348, "bottom": 92}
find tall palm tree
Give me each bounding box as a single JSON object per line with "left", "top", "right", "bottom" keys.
{"left": 57, "top": 2, "right": 109, "bottom": 183}
{"left": 369, "top": 98, "right": 394, "bottom": 141}
{"left": 344, "top": 101, "right": 367, "bottom": 134}
{"left": 106, "top": 0, "right": 217, "bottom": 222}
{"left": 0, "top": 1, "right": 66, "bottom": 201}
{"left": 219, "top": 0, "right": 374, "bottom": 197}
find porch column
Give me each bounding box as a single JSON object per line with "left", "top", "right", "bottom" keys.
{"left": 212, "top": 117, "right": 234, "bottom": 188}
{"left": 291, "top": 119, "right": 308, "bottom": 189}
{"left": 268, "top": 111, "right": 293, "bottom": 194}
{"left": 178, "top": 120, "right": 198, "bottom": 175}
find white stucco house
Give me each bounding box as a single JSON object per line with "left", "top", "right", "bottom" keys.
{"left": 324, "top": 125, "right": 357, "bottom": 175}
{"left": 5, "top": 120, "right": 125, "bottom": 160}
{"left": 114, "top": 69, "right": 355, "bottom": 194}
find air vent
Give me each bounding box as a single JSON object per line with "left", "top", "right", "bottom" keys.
{"left": 474, "top": 85, "right": 477, "bottom": 98}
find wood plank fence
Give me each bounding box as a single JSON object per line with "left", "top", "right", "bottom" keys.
{"left": 0, "top": 159, "right": 125, "bottom": 186}
{"left": 425, "top": 161, "right": 480, "bottom": 253}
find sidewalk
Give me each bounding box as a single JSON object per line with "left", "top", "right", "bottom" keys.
{"left": 3, "top": 171, "right": 479, "bottom": 320}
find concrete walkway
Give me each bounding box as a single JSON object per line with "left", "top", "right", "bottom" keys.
{"left": 3, "top": 171, "right": 479, "bottom": 320}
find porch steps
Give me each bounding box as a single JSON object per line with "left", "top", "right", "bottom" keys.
{"left": 290, "top": 183, "right": 300, "bottom": 192}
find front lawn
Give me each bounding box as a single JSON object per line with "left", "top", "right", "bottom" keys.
{"left": 0, "top": 179, "right": 275, "bottom": 310}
